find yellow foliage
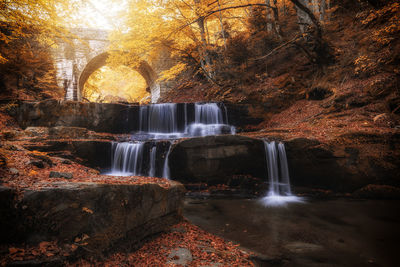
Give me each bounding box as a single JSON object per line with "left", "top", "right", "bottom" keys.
{"left": 159, "top": 63, "right": 187, "bottom": 81}
{"left": 108, "top": 0, "right": 262, "bottom": 80}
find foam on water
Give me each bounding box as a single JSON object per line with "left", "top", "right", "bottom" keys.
{"left": 260, "top": 193, "right": 305, "bottom": 207}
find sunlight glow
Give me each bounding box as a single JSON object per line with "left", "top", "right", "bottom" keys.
{"left": 83, "top": 65, "right": 149, "bottom": 103}
{"left": 74, "top": 0, "right": 128, "bottom": 30}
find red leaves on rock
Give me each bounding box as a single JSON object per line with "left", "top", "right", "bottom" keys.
{"left": 1, "top": 146, "right": 172, "bottom": 195}
{"left": 1, "top": 241, "right": 67, "bottom": 265}
{"left": 69, "top": 221, "right": 253, "bottom": 266}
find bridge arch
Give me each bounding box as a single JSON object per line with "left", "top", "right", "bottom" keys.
{"left": 53, "top": 28, "right": 173, "bottom": 103}
{"left": 78, "top": 52, "right": 159, "bottom": 102}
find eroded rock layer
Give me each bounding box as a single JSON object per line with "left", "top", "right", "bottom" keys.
{"left": 0, "top": 181, "right": 185, "bottom": 253}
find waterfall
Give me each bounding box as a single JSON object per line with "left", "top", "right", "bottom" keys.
{"left": 107, "top": 102, "right": 236, "bottom": 179}
{"left": 139, "top": 103, "right": 178, "bottom": 133}
{"left": 278, "top": 142, "right": 291, "bottom": 195}
{"left": 135, "top": 102, "right": 235, "bottom": 139}
{"left": 261, "top": 140, "right": 303, "bottom": 206}
{"left": 195, "top": 103, "right": 224, "bottom": 124}
{"left": 187, "top": 103, "right": 235, "bottom": 137}
{"left": 162, "top": 143, "right": 172, "bottom": 179}
{"left": 111, "top": 142, "right": 145, "bottom": 176}
{"left": 148, "top": 146, "right": 157, "bottom": 177}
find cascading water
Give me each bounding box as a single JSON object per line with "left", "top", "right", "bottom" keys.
{"left": 111, "top": 142, "right": 144, "bottom": 176}
{"left": 109, "top": 141, "right": 172, "bottom": 178}
{"left": 187, "top": 103, "right": 235, "bottom": 137}
{"left": 148, "top": 146, "right": 157, "bottom": 177}
{"left": 162, "top": 143, "right": 172, "bottom": 179}
{"left": 261, "top": 140, "right": 303, "bottom": 206}
{"left": 107, "top": 102, "right": 235, "bottom": 179}
{"left": 139, "top": 103, "right": 178, "bottom": 133}
{"left": 133, "top": 103, "right": 235, "bottom": 140}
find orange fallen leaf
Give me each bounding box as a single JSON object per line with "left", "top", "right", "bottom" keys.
{"left": 82, "top": 207, "right": 93, "bottom": 214}
{"left": 9, "top": 247, "right": 18, "bottom": 254}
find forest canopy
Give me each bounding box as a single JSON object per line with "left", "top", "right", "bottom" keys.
{"left": 0, "top": 0, "right": 398, "bottom": 102}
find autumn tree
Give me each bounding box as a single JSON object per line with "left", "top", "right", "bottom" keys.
{"left": 0, "top": 1, "right": 81, "bottom": 99}
{"left": 107, "top": 0, "right": 337, "bottom": 89}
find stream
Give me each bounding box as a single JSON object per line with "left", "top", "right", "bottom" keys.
{"left": 184, "top": 197, "right": 400, "bottom": 267}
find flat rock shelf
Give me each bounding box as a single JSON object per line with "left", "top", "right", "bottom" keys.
{"left": 0, "top": 181, "right": 185, "bottom": 253}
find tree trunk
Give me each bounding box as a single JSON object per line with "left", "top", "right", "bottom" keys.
{"left": 195, "top": 0, "right": 214, "bottom": 80}
{"left": 294, "top": 0, "right": 312, "bottom": 33}
{"left": 291, "top": 0, "right": 322, "bottom": 39}
{"left": 265, "top": 0, "right": 273, "bottom": 33}
{"left": 282, "top": 0, "right": 287, "bottom": 15}
{"left": 218, "top": 0, "right": 227, "bottom": 50}
{"left": 197, "top": 16, "right": 214, "bottom": 80}
{"left": 312, "top": 0, "right": 319, "bottom": 14}
{"left": 320, "top": 0, "right": 326, "bottom": 22}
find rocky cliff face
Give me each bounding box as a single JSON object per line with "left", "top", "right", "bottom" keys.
{"left": 10, "top": 100, "right": 262, "bottom": 134}
{"left": 284, "top": 133, "right": 400, "bottom": 192}
{"left": 169, "top": 135, "right": 266, "bottom": 185}
{"left": 168, "top": 133, "right": 400, "bottom": 194}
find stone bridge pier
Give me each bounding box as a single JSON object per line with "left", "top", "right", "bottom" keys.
{"left": 53, "top": 28, "right": 174, "bottom": 103}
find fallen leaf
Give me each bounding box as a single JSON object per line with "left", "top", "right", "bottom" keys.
{"left": 82, "top": 207, "right": 93, "bottom": 214}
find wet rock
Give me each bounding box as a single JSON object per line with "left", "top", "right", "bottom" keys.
{"left": 0, "top": 181, "right": 185, "bottom": 252}
{"left": 169, "top": 135, "right": 266, "bottom": 185}
{"left": 28, "top": 152, "right": 53, "bottom": 167}
{"left": 224, "top": 103, "right": 264, "bottom": 131}
{"left": 168, "top": 248, "right": 193, "bottom": 266}
{"left": 353, "top": 184, "right": 400, "bottom": 199}
{"left": 11, "top": 100, "right": 262, "bottom": 134}
{"left": 11, "top": 99, "right": 141, "bottom": 134}
{"left": 24, "top": 141, "right": 111, "bottom": 169}
{"left": 0, "top": 186, "right": 17, "bottom": 242}
{"left": 9, "top": 168, "right": 19, "bottom": 175}
{"left": 284, "top": 132, "right": 400, "bottom": 192}
{"left": 28, "top": 160, "right": 45, "bottom": 169}
{"left": 24, "top": 127, "right": 49, "bottom": 137}
{"left": 49, "top": 171, "right": 73, "bottom": 179}
{"left": 60, "top": 159, "right": 72, "bottom": 165}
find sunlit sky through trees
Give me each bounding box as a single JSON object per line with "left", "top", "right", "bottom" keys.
{"left": 74, "top": 0, "right": 128, "bottom": 30}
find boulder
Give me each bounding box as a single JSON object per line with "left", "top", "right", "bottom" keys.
{"left": 8, "top": 168, "right": 19, "bottom": 175}
{"left": 0, "top": 181, "right": 185, "bottom": 252}
{"left": 169, "top": 135, "right": 266, "bottom": 185}
{"left": 24, "top": 127, "right": 49, "bottom": 137}
{"left": 49, "top": 171, "right": 73, "bottom": 179}
{"left": 27, "top": 160, "right": 45, "bottom": 169}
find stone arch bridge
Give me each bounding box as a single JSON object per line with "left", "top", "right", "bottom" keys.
{"left": 53, "top": 28, "right": 174, "bottom": 103}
